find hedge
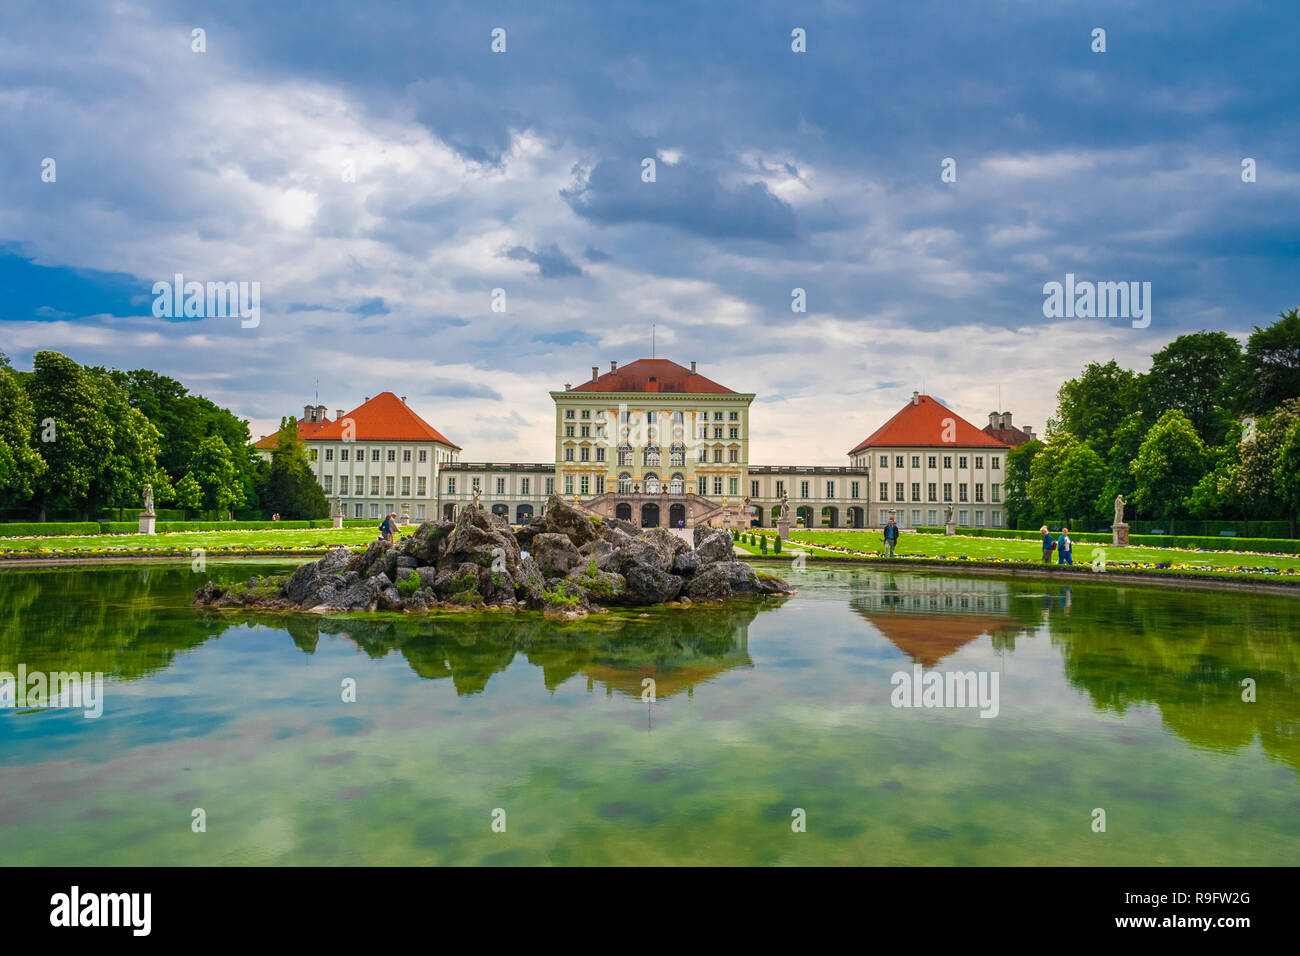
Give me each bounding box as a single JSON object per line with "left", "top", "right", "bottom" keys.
{"left": 0, "top": 521, "right": 104, "bottom": 537}
{"left": 1015, "top": 517, "right": 1295, "bottom": 538}
{"left": 911, "top": 526, "right": 1300, "bottom": 555}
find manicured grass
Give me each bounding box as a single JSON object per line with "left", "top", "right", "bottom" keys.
{"left": 0, "top": 526, "right": 383, "bottom": 556}
{"left": 730, "top": 528, "right": 1300, "bottom": 579}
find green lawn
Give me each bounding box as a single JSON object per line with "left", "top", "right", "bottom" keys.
{"left": 0, "top": 526, "right": 381, "bottom": 556}
{"left": 731, "top": 528, "right": 1300, "bottom": 578}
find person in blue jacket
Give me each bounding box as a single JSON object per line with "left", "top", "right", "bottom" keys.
{"left": 1040, "top": 525, "right": 1053, "bottom": 563}
{"left": 883, "top": 517, "right": 899, "bottom": 557}
{"left": 1057, "top": 527, "right": 1072, "bottom": 565}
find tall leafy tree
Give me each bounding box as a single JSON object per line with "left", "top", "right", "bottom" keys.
{"left": 25, "top": 351, "right": 113, "bottom": 520}
{"left": 0, "top": 356, "right": 46, "bottom": 510}
{"left": 1140, "top": 330, "right": 1242, "bottom": 445}
{"left": 1002, "top": 438, "right": 1042, "bottom": 528}
{"left": 1054, "top": 360, "right": 1140, "bottom": 458}
{"left": 1273, "top": 419, "right": 1300, "bottom": 538}
{"left": 264, "top": 418, "right": 328, "bottom": 519}
{"left": 1027, "top": 435, "right": 1076, "bottom": 519}
{"left": 1237, "top": 398, "right": 1300, "bottom": 525}
{"left": 188, "top": 435, "right": 245, "bottom": 518}
{"left": 1129, "top": 410, "right": 1207, "bottom": 532}
{"left": 1238, "top": 308, "right": 1300, "bottom": 413}
{"left": 1094, "top": 412, "right": 1149, "bottom": 517}
{"left": 1054, "top": 443, "right": 1107, "bottom": 525}
{"left": 84, "top": 367, "right": 167, "bottom": 520}
{"left": 174, "top": 473, "right": 204, "bottom": 518}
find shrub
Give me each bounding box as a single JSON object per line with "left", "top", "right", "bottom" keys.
{"left": 0, "top": 522, "right": 103, "bottom": 537}
{"left": 760, "top": 536, "right": 768, "bottom": 554}
{"left": 396, "top": 570, "right": 421, "bottom": 597}
{"left": 773, "top": 536, "right": 782, "bottom": 554}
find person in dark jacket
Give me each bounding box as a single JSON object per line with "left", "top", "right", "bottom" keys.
{"left": 379, "top": 511, "right": 398, "bottom": 542}
{"left": 883, "top": 518, "right": 899, "bottom": 557}
{"left": 1041, "top": 525, "right": 1053, "bottom": 563}
{"left": 1057, "top": 527, "right": 1072, "bottom": 565}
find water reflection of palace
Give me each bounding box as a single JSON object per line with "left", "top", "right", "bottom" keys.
{"left": 848, "top": 574, "right": 1037, "bottom": 666}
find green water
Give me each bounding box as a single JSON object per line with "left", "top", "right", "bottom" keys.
{"left": 1, "top": 560, "right": 1297, "bottom": 865}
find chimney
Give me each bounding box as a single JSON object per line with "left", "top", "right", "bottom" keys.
{"left": 690, "top": 361, "right": 697, "bottom": 374}
{"left": 1025, "top": 426, "right": 1035, "bottom": 439}
{"left": 610, "top": 360, "right": 618, "bottom": 373}
{"left": 565, "top": 383, "right": 571, "bottom": 391}
{"left": 592, "top": 366, "right": 599, "bottom": 382}
{"left": 912, "top": 391, "right": 919, "bottom": 406}
{"left": 336, "top": 410, "right": 344, "bottom": 420}
{"left": 364, "top": 397, "right": 370, "bottom": 403}
{"left": 1001, "top": 411, "right": 1013, "bottom": 429}
{"left": 988, "top": 412, "right": 999, "bottom": 429}
{"left": 400, "top": 396, "right": 407, "bottom": 404}
{"left": 304, "top": 404, "right": 314, "bottom": 421}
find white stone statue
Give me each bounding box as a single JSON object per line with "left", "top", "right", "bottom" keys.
{"left": 1113, "top": 494, "right": 1126, "bottom": 527}
{"left": 472, "top": 485, "right": 481, "bottom": 509}
{"left": 142, "top": 482, "right": 154, "bottom": 515}
{"left": 944, "top": 505, "right": 953, "bottom": 525}
{"left": 779, "top": 494, "right": 790, "bottom": 521}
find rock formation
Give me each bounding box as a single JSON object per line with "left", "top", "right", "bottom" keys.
{"left": 194, "top": 494, "right": 794, "bottom": 618}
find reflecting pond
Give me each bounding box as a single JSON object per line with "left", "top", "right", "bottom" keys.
{"left": 1, "top": 560, "right": 1297, "bottom": 865}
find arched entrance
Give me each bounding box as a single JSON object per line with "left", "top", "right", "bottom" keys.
{"left": 770, "top": 505, "right": 781, "bottom": 524}
{"left": 796, "top": 506, "right": 813, "bottom": 527}
{"left": 644, "top": 473, "right": 660, "bottom": 494}
{"left": 821, "top": 505, "right": 839, "bottom": 528}
{"left": 492, "top": 503, "right": 509, "bottom": 520}
{"left": 669, "top": 503, "right": 686, "bottom": 528}
{"left": 615, "top": 502, "right": 632, "bottom": 521}
{"left": 640, "top": 502, "right": 660, "bottom": 528}
{"left": 848, "top": 506, "right": 865, "bottom": 528}
{"left": 516, "top": 503, "right": 534, "bottom": 524}
{"left": 442, "top": 504, "right": 455, "bottom": 520}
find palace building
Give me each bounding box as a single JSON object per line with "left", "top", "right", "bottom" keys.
{"left": 299, "top": 360, "right": 1012, "bottom": 530}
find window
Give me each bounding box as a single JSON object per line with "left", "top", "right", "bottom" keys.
{"left": 580, "top": 475, "right": 590, "bottom": 494}
{"left": 943, "top": 483, "right": 952, "bottom": 502}
{"left": 371, "top": 477, "right": 380, "bottom": 495}
{"left": 341, "top": 449, "right": 349, "bottom": 462}
{"left": 974, "top": 456, "right": 983, "bottom": 469}
{"left": 596, "top": 476, "right": 604, "bottom": 493}
{"left": 800, "top": 481, "right": 810, "bottom": 498}
{"left": 895, "top": 482, "right": 904, "bottom": 502}
{"left": 596, "top": 447, "right": 605, "bottom": 462}
{"left": 851, "top": 481, "right": 859, "bottom": 499}
{"left": 565, "top": 425, "right": 575, "bottom": 437}
{"left": 496, "top": 477, "right": 506, "bottom": 494}
{"left": 386, "top": 477, "right": 395, "bottom": 495}
{"left": 975, "top": 484, "right": 984, "bottom": 502}
{"left": 670, "top": 442, "right": 685, "bottom": 467}
{"left": 928, "top": 455, "right": 937, "bottom": 468}
{"left": 729, "top": 427, "right": 738, "bottom": 439}
{"left": 895, "top": 455, "right": 904, "bottom": 468}
{"left": 928, "top": 509, "right": 937, "bottom": 525}
{"left": 729, "top": 411, "right": 738, "bottom": 420}
{"left": 647, "top": 411, "right": 658, "bottom": 424}
{"left": 943, "top": 455, "right": 951, "bottom": 469}
{"left": 880, "top": 482, "right": 889, "bottom": 501}
{"left": 355, "top": 503, "right": 363, "bottom": 518}
{"left": 339, "top": 476, "right": 349, "bottom": 495}
{"left": 775, "top": 480, "right": 785, "bottom": 497}
{"left": 713, "top": 448, "right": 723, "bottom": 463}
{"left": 826, "top": 481, "right": 835, "bottom": 498}
{"left": 323, "top": 475, "right": 333, "bottom": 493}
{"left": 714, "top": 412, "right": 723, "bottom": 421}
{"left": 581, "top": 409, "right": 590, "bottom": 419}
{"left": 992, "top": 456, "right": 1001, "bottom": 470}
{"left": 565, "top": 409, "right": 575, "bottom": 419}
{"left": 324, "top": 448, "right": 333, "bottom": 462}
{"left": 672, "top": 412, "right": 683, "bottom": 424}
{"left": 912, "top": 510, "right": 921, "bottom": 526}
{"left": 396, "top": 476, "right": 407, "bottom": 495}
{"left": 371, "top": 449, "right": 380, "bottom": 462}
{"left": 975, "top": 510, "right": 986, "bottom": 527}
{"left": 417, "top": 477, "right": 426, "bottom": 495}
{"left": 959, "top": 510, "right": 969, "bottom": 525}
{"left": 911, "top": 455, "right": 920, "bottom": 468}
{"left": 618, "top": 443, "right": 632, "bottom": 466}
{"left": 751, "top": 480, "right": 760, "bottom": 497}
{"left": 644, "top": 444, "right": 660, "bottom": 466}
{"left": 371, "top": 504, "right": 379, "bottom": 519}
{"left": 564, "top": 475, "right": 574, "bottom": 495}
{"left": 580, "top": 425, "right": 589, "bottom": 437}
{"left": 564, "top": 448, "right": 574, "bottom": 461}
{"left": 472, "top": 477, "right": 481, "bottom": 492}
{"left": 545, "top": 478, "right": 554, "bottom": 494}
{"left": 698, "top": 448, "right": 708, "bottom": 463}
{"left": 992, "top": 510, "right": 1002, "bottom": 527}
{"left": 403, "top": 449, "right": 411, "bottom": 463}
{"left": 417, "top": 504, "right": 426, "bottom": 519}
{"left": 911, "top": 483, "right": 920, "bottom": 501}
{"left": 387, "top": 450, "right": 396, "bottom": 463}
{"left": 880, "top": 455, "right": 888, "bottom": 468}
{"left": 309, "top": 448, "right": 318, "bottom": 461}
{"left": 447, "top": 477, "right": 456, "bottom": 494}
{"left": 991, "top": 483, "right": 1000, "bottom": 502}
{"left": 729, "top": 449, "right": 738, "bottom": 463}
{"left": 959, "top": 483, "right": 968, "bottom": 502}
{"left": 713, "top": 476, "right": 723, "bottom": 495}
{"left": 596, "top": 411, "right": 607, "bottom": 422}
{"left": 698, "top": 477, "right": 708, "bottom": 495}
{"left": 928, "top": 483, "right": 937, "bottom": 502}
{"left": 959, "top": 456, "right": 968, "bottom": 469}
{"left": 697, "top": 425, "right": 707, "bottom": 440}
{"left": 418, "top": 449, "right": 427, "bottom": 463}
{"left": 521, "top": 478, "right": 530, "bottom": 495}
{"left": 580, "top": 447, "right": 590, "bottom": 461}
{"left": 714, "top": 427, "right": 723, "bottom": 439}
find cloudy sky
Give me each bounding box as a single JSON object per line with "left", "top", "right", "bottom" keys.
{"left": 1, "top": 0, "right": 1297, "bottom": 463}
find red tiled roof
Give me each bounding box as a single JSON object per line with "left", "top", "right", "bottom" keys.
{"left": 848, "top": 395, "right": 1009, "bottom": 455}
{"left": 254, "top": 416, "right": 331, "bottom": 450}
{"left": 857, "top": 612, "right": 1010, "bottom": 668}
{"left": 983, "top": 425, "right": 1036, "bottom": 448}
{"left": 308, "top": 392, "right": 460, "bottom": 447}
{"left": 569, "top": 359, "right": 736, "bottom": 394}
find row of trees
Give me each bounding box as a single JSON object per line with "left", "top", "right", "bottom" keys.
{"left": 0, "top": 351, "right": 327, "bottom": 520}
{"left": 1003, "top": 309, "right": 1300, "bottom": 534}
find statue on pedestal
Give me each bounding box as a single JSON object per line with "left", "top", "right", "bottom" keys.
{"left": 779, "top": 494, "right": 790, "bottom": 521}
{"left": 472, "top": 485, "right": 481, "bottom": 510}
{"left": 1113, "top": 494, "right": 1126, "bottom": 528}
{"left": 142, "top": 482, "right": 155, "bottom": 515}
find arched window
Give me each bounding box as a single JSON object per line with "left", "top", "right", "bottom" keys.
{"left": 669, "top": 441, "right": 686, "bottom": 467}
{"left": 618, "top": 472, "right": 633, "bottom": 493}
{"left": 644, "top": 473, "right": 660, "bottom": 494}
{"left": 618, "top": 443, "right": 633, "bottom": 466}
{"left": 672, "top": 411, "right": 684, "bottom": 424}
{"left": 643, "top": 444, "right": 661, "bottom": 467}
{"left": 669, "top": 473, "right": 685, "bottom": 494}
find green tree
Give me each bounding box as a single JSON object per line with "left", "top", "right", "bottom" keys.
{"left": 264, "top": 418, "right": 327, "bottom": 519}
{"left": 1054, "top": 360, "right": 1141, "bottom": 458}
{"left": 1129, "top": 410, "right": 1207, "bottom": 532}
{"left": 1273, "top": 419, "right": 1300, "bottom": 538}
{"left": 25, "top": 351, "right": 113, "bottom": 520}
{"left": 1002, "top": 438, "right": 1042, "bottom": 528}
{"left": 188, "top": 435, "right": 245, "bottom": 518}
{"left": 1094, "top": 412, "right": 1149, "bottom": 518}
{"left": 84, "top": 367, "right": 166, "bottom": 520}
{"left": 1054, "top": 443, "right": 1106, "bottom": 526}
{"left": 1027, "top": 435, "right": 1076, "bottom": 519}
{"left": 1237, "top": 399, "right": 1300, "bottom": 528}
{"left": 1140, "top": 330, "right": 1242, "bottom": 445}
{"left": 0, "top": 358, "right": 46, "bottom": 510}
{"left": 1238, "top": 308, "right": 1300, "bottom": 413}
{"left": 173, "top": 473, "right": 204, "bottom": 518}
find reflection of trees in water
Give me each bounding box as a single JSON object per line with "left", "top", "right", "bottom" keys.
{"left": 0, "top": 565, "right": 235, "bottom": 680}
{"left": 1049, "top": 586, "right": 1300, "bottom": 772}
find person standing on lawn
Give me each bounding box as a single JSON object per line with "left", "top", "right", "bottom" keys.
{"left": 379, "top": 511, "right": 398, "bottom": 542}
{"left": 883, "top": 517, "right": 899, "bottom": 557}
{"left": 1057, "top": 527, "right": 1073, "bottom": 565}
{"left": 1041, "top": 525, "right": 1054, "bottom": 563}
